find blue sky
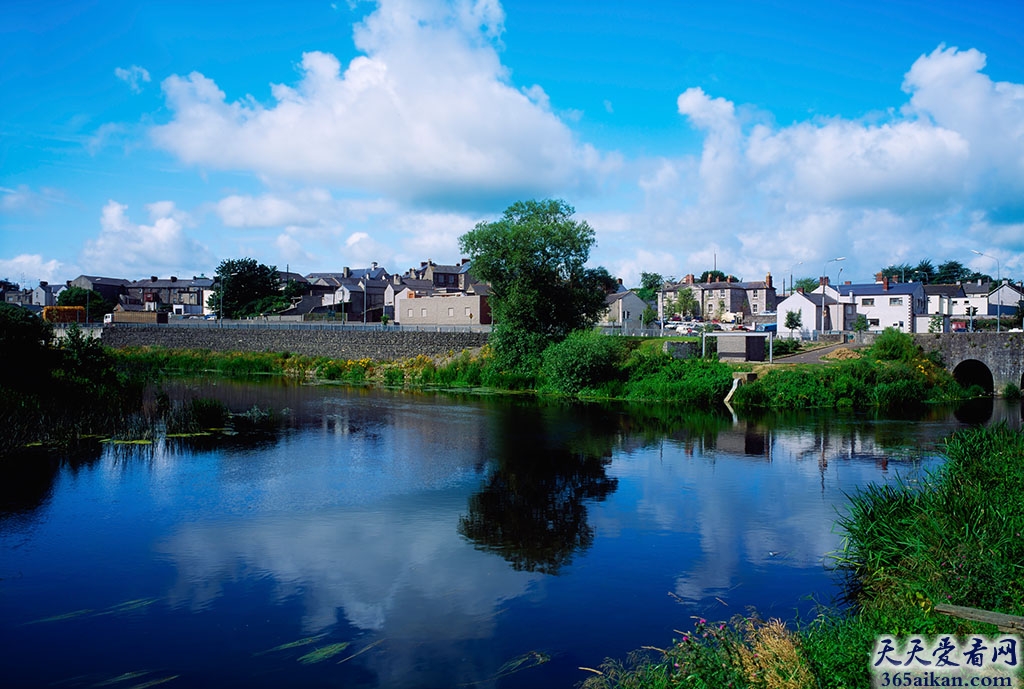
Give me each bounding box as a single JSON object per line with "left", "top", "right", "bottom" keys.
{"left": 3, "top": 0, "right": 1023, "bottom": 288}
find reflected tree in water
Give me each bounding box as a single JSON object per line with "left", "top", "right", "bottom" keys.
{"left": 458, "top": 403, "right": 619, "bottom": 574}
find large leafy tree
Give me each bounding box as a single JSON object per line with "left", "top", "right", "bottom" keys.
{"left": 794, "top": 277, "right": 820, "bottom": 293}
{"left": 459, "top": 199, "right": 612, "bottom": 372}
{"left": 57, "top": 286, "right": 113, "bottom": 321}
{"left": 698, "top": 270, "right": 729, "bottom": 283}
{"left": 912, "top": 259, "right": 936, "bottom": 284}
{"left": 671, "top": 288, "right": 699, "bottom": 319}
{"left": 934, "top": 260, "right": 977, "bottom": 284}
{"left": 635, "top": 272, "right": 663, "bottom": 302}
{"left": 208, "top": 258, "right": 282, "bottom": 318}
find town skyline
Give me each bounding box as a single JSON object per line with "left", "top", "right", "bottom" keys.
{"left": 3, "top": 0, "right": 1023, "bottom": 289}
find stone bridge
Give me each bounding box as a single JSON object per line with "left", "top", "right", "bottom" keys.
{"left": 914, "top": 332, "right": 1024, "bottom": 393}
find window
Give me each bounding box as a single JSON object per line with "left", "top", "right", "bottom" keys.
{"left": 448, "top": 307, "right": 454, "bottom": 317}
{"left": 407, "top": 308, "right": 413, "bottom": 318}
{"left": 889, "top": 297, "right": 903, "bottom": 306}
{"left": 465, "top": 307, "right": 471, "bottom": 316}
{"left": 752, "top": 304, "right": 759, "bottom": 313}
{"left": 752, "top": 289, "right": 759, "bottom": 298}
{"left": 421, "top": 308, "right": 427, "bottom": 317}
{"left": 862, "top": 298, "right": 875, "bottom": 306}
{"left": 719, "top": 289, "right": 726, "bottom": 297}
{"left": 868, "top": 319, "right": 879, "bottom": 327}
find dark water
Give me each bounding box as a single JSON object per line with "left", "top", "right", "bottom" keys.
{"left": 0, "top": 381, "right": 1019, "bottom": 689}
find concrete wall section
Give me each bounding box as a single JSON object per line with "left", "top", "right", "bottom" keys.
{"left": 102, "top": 325, "right": 490, "bottom": 361}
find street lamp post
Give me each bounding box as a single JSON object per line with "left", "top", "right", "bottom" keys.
{"left": 219, "top": 272, "right": 238, "bottom": 328}
{"left": 971, "top": 249, "right": 1001, "bottom": 333}
{"left": 820, "top": 257, "right": 846, "bottom": 335}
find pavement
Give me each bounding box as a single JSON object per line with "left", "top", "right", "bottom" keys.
{"left": 772, "top": 341, "right": 857, "bottom": 364}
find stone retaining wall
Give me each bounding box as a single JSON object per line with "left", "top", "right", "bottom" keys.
{"left": 102, "top": 325, "right": 490, "bottom": 361}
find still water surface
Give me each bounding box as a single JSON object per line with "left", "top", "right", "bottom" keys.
{"left": 1, "top": 381, "right": 1017, "bottom": 688}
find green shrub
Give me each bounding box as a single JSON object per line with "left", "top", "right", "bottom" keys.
{"left": 383, "top": 367, "right": 405, "bottom": 387}
{"left": 869, "top": 327, "right": 919, "bottom": 362}
{"left": 622, "top": 357, "right": 733, "bottom": 405}
{"left": 541, "top": 330, "right": 624, "bottom": 395}
{"left": 432, "top": 350, "right": 485, "bottom": 387}
{"left": 771, "top": 338, "right": 802, "bottom": 356}
{"left": 1002, "top": 382, "right": 1022, "bottom": 399}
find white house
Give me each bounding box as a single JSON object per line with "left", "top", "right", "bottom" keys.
{"left": 834, "top": 279, "right": 926, "bottom": 333}
{"left": 599, "top": 291, "right": 648, "bottom": 332}
{"left": 953, "top": 280, "right": 992, "bottom": 319}
{"left": 775, "top": 291, "right": 834, "bottom": 339}
{"left": 988, "top": 280, "right": 1023, "bottom": 317}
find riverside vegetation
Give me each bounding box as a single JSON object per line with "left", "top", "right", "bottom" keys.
{"left": 580, "top": 423, "right": 1024, "bottom": 689}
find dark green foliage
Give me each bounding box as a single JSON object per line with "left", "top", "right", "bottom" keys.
{"left": 459, "top": 199, "right": 612, "bottom": 373}
{"left": 732, "top": 352, "right": 965, "bottom": 411}
{"left": 1002, "top": 382, "right": 1021, "bottom": 399}
{"left": 794, "top": 276, "right": 820, "bottom": 293}
{"left": 618, "top": 349, "right": 733, "bottom": 405}
{"left": 771, "top": 337, "right": 802, "bottom": 356}
{"left": 0, "top": 314, "right": 145, "bottom": 456}
{"left": 383, "top": 367, "right": 405, "bottom": 387}
{"left": 0, "top": 303, "right": 55, "bottom": 392}
{"left": 839, "top": 425, "right": 1024, "bottom": 616}
{"left": 698, "top": 269, "right": 728, "bottom": 283}
{"left": 784, "top": 309, "right": 802, "bottom": 335}
{"left": 57, "top": 286, "right": 113, "bottom": 321}
{"left": 635, "top": 272, "right": 663, "bottom": 302}
{"left": 541, "top": 329, "right": 623, "bottom": 395}
{"left": 868, "top": 327, "right": 919, "bottom": 362}
{"left": 432, "top": 350, "right": 484, "bottom": 387}
{"left": 208, "top": 257, "right": 283, "bottom": 318}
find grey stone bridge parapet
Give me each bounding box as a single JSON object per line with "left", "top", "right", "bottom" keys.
{"left": 102, "top": 324, "right": 490, "bottom": 361}
{"left": 914, "top": 332, "right": 1024, "bottom": 391}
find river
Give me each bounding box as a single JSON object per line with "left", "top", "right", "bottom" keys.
{"left": 0, "top": 381, "right": 1018, "bottom": 688}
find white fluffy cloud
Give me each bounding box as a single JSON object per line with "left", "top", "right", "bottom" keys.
{"left": 604, "top": 44, "right": 1024, "bottom": 285}
{"left": 215, "top": 191, "right": 331, "bottom": 228}
{"left": 0, "top": 254, "right": 64, "bottom": 284}
{"left": 151, "top": 0, "right": 612, "bottom": 204}
{"left": 80, "top": 201, "right": 214, "bottom": 277}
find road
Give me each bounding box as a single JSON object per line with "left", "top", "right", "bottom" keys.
{"left": 773, "top": 341, "right": 857, "bottom": 364}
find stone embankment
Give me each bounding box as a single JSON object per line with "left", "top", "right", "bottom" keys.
{"left": 102, "top": 325, "right": 489, "bottom": 361}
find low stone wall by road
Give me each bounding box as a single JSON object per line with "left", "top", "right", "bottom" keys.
{"left": 102, "top": 325, "right": 489, "bottom": 361}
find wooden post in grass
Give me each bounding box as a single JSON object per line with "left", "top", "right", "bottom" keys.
{"left": 934, "top": 604, "right": 1024, "bottom": 633}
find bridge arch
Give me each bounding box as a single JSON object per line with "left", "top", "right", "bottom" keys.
{"left": 914, "top": 332, "right": 1024, "bottom": 395}
{"left": 952, "top": 359, "right": 994, "bottom": 394}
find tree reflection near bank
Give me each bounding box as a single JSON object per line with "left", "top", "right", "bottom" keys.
{"left": 459, "top": 402, "right": 619, "bottom": 574}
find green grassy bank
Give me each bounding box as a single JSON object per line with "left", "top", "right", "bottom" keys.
{"left": 110, "top": 327, "right": 972, "bottom": 411}
{"left": 579, "top": 423, "right": 1024, "bottom": 689}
